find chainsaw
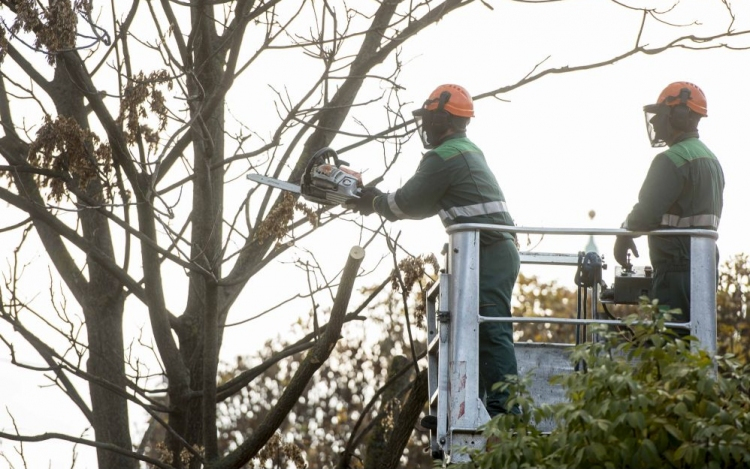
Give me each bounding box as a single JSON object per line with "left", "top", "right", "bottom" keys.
{"left": 247, "top": 147, "right": 363, "bottom": 205}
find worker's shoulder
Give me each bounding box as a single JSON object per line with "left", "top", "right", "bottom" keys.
{"left": 660, "top": 138, "right": 718, "bottom": 168}
{"left": 431, "top": 136, "right": 482, "bottom": 161}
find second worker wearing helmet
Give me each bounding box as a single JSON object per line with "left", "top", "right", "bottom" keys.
{"left": 351, "top": 84, "right": 521, "bottom": 417}
{"left": 614, "top": 81, "right": 725, "bottom": 327}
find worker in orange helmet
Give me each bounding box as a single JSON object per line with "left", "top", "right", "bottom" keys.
{"left": 350, "top": 84, "right": 521, "bottom": 420}
{"left": 615, "top": 82, "right": 724, "bottom": 329}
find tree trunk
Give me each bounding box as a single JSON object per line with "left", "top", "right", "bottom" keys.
{"left": 86, "top": 303, "right": 135, "bottom": 469}
{"left": 169, "top": 2, "right": 227, "bottom": 464}
{"left": 51, "top": 58, "right": 136, "bottom": 469}
{"left": 364, "top": 355, "right": 411, "bottom": 468}
{"left": 380, "top": 369, "right": 428, "bottom": 469}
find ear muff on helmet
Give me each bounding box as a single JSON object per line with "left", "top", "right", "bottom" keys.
{"left": 668, "top": 87, "right": 692, "bottom": 131}
{"left": 430, "top": 91, "right": 452, "bottom": 135}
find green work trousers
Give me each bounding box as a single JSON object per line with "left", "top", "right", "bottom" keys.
{"left": 477, "top": 237, "right": 520, "bottom": 417}
{"left": 653, "top": 267, "right": 691, "bottom": 338}
{"left": 651, "top": 246, "right": 719, "bottom": 337}
{"left": 653, "top": 268, "right": 690, "bottom": 322}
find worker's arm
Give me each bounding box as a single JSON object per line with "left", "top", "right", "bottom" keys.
{"left": 373, "top": 153, "right": 451, "bottom": 221}
{"left": 624, "top": 154, "right": 683, "bottom": 231}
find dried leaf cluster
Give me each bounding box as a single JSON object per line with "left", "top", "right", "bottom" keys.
{"left": 154, "top": 441, "right": 172, "bottom": 464}
{"left": 28, "top": 114, "right": 114, "bottom": 202}
{"left": 394, "top": 253, "right": 439, "bottom": 326}
{"left": 4, "top": 0, "right": 91, "bottom": 65}
{"left": 256, "top": 432, "right": 307, "bottom": 468}
{"left": 393, "top": 253, "right": 439, "bottom": 296}
{"left": 117, "top": 70, "right": 173, "bottom": 154}
{"left": 254, "top": 192, "right": 318, "bottom": 244}
{"left": 179, "top": 444, "right": 203, "bottom": 466}
{"left": 0, "top": 26, "right": 7, "bottom": 61}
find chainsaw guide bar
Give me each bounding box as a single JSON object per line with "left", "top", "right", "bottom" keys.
{"left": 247, "top": 147, "right": 363, "bottom": 206}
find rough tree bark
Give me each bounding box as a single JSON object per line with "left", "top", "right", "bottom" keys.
{"left": 381, "top": 368, "right": 429, "bottom": 469}
{"left": 363, "top": 354, "right": 412, "bottom": 468}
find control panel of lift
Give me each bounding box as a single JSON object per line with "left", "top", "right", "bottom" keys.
{"left": 600, "top": 262, "right": 654, "bottom": 305}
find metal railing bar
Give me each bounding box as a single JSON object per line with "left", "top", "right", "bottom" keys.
{"left": 478, "top": 315, "right": 691, "bottom": 329}
{"left": 446, "top": 224, "right": 719, "bottom": 239}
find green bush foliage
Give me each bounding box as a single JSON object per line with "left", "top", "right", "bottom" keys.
{"left": 467, "top": 301, "right": 750, "bottom": 469}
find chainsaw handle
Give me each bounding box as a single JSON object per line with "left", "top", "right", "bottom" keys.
{"left": 304, "top": 147, "right": 348, "bottom": 186}
{"left": 309, "top": 147, "right": 348, "bottom": 167}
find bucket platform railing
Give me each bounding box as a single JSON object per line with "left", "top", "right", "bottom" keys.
{"left": 425, "top": 224, "right": 718, "bottom": 463}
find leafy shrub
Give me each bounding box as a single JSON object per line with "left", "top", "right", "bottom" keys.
{"left": 466, "top": 301, "right": 750, "bottom": 469}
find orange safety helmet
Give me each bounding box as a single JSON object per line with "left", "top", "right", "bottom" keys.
{"left": 645, "top": 81, "right": 708, "bottom": 117}
{"left": 418, "top": 84, "right": 475, "bottom": 118}
{"left": 643, "top": 82, "right": 707, "bottom": 147}
{"left": 412, "top": 84, "right": 474, "bottom": 148}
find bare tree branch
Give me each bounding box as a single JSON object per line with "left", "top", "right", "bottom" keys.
{"left": 0, "top": 431, "right": 176, "bottom": 469}
{"left": 218, "top": 246, "right": 365, "bottom": 469}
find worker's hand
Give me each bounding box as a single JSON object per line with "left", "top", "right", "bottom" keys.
{"left": 613, "top": 235, "right": 639, "bottom": 267}
{"left": 348, "top": 186, "right": 383, "bottom": 216}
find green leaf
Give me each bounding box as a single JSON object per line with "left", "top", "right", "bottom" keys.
{"left": 673, "top": 402, "right": 688, "bottom": 416}
{"left": 674, "top": 442, "right": 691, "bottom": 461}
{"left": 664, "top": 424, "right": 684, "bottom": 440}
{"left": 590, "top": 442, "right": 607, "bottom": 460}
{"left": 641, "top": 439, "right": 659, "bottom": 462}
{"left": 626, "top": 412, "right": 646, "bottom": 430}
{"left": 596, "top": 419, "right": 610, "bottom": 432}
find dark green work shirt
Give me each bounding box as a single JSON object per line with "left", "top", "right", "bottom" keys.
{"left": 624, "top": 136, "right": 724, "bottom": 269}
{"left": 373, "top": 133, "right": 515, "bottom": 243}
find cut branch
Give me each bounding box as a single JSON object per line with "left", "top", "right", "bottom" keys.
{"left": 217, "top": 245, "right": 365, "bottom": 469}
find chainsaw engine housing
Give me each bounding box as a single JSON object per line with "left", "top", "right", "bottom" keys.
{"left": 303, "top": 164, "right": 362, "bottom": 205}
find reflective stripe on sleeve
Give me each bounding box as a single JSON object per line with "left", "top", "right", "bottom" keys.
{"left": 438, "top": 200, "right": 509, "bottom": 223}
{"left": 387, "top": 193, "right": 419, "bottom": 219}
{"left": 660, "top": 213, "right": 720, "bottom": 229}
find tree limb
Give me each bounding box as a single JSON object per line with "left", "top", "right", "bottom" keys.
{"left": 0, "top": 431, "right": 176, "bottom": 469}
{"left": 0, "top": 186, "right": 144, "bottom": 303}
{"left": 216, "top": 274, "right": 389, "bottom": 401}
{"left": 216, "top": 246, "right": 365, "bottom": 469}
{"left": 380, "top": 369, "right": 429, "bottom": 469}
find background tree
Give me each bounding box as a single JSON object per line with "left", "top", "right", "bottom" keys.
{"left": 513, "top": 254, "right": 750, "bottom": 359}
{"left": 215, "top": 294, "right": 432, "bottom": 469}
{"left": 137, "top": 254, "right": 436, "bottom": 468}
{"left": 513, "top": 272, "right": 578, "bottom": 344}
{"left": 0, "top": 1, "right": 747, "bottom": 468}
{"left": 716, "top": 253, "right": 750, "bottom": 363}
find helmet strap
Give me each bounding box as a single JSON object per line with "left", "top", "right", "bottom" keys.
{"left": 668, "top": 87, "right": 693, "bottom": 131}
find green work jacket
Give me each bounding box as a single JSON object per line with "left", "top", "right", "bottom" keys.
{"left": 372, "top": 133, "right": 515, "bottom": 243}
{"left": 624, "top": 135, "right": 724, "bottom": 269}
